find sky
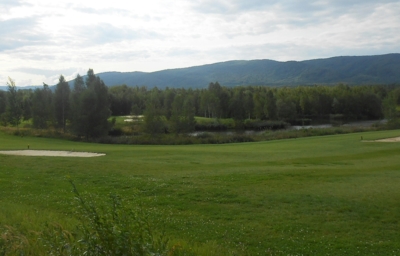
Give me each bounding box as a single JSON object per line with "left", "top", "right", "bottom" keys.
{"left": 1, "top": 0, "right": 400, "bottom": 87}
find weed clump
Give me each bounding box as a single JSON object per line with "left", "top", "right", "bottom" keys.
{"left": 0, "top": 182, "right": 178, "bottom": 256}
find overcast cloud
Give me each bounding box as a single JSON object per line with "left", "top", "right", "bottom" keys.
{"left": 1, "top": 0, "right": 399, "bottom": 86}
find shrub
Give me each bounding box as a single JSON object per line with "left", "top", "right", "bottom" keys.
{"left": 108, "top": 127, "right": 124, "bottom": 136}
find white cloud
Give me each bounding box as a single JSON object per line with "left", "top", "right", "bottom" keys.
{"left": 0, "top": 0, "right": 399, "bottom": 86}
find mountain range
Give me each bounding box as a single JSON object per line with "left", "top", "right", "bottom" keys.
{"left": 2, "top": 53, "right": 400, "bottom": 91}
{"left": 90, "top": 53, "right": 400, "bottom": 88}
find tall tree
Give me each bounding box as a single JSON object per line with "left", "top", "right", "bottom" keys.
{"left": 143, "top": 97, "right": 165, "bottom": 135}
{"left": 70, "top": 74, "right": 86, "bottom": 135}
{"left": 70, "top": 70, "right": 111, "bottom": 139}
{"left": 169, "top": 94, "right": 196, "bottom": 134}
{"left": 109, "top": 85, "right": 134, "bottom": 116}
{"left": 85, "top": 69, "right": 97, "bottom": 88}
{"left": 200, "top": 91, "right": 219, "bottom": 118}
{"left": 163, "top": 88, "right": 176, "bottom": 120}
{"left": 230, "top": 88, "right": 246, "bottom": 129}
{"left": 264, "top": 90, "right": 277, "bottom": 120}
{"left": 382, "top": 92, "right": 399, "bottom": 127}
{"left": 0, "top": 90, "right": 7, "bottom": 125}
{"left": 19, "top": 89, "right": 32, "bottom": 121}
{"left": 253, "top": 90, "right": 265, "bottom": 120}
{"left": 131, "top": 86, "right": 147, "bottom": 115}
{"left": 5, "top": 77, "right": 22, "bottom": 127}
{"left": 276, "top": 98, "right": 296, "bottom": 121}
{"left": 182, "top": 95, "right": 196, "bottom": 133}
{"left": 31, "top": 84, "right": 53, "bottom": 129}
{"left": 90, "top": 76, "right": 111, "bottom": 137}
{"left": 54, "top": 75, "right": 70, "bottom": 132}
{"left": 207, "top": 82, "right": 222, "bottom": 118}
{"left": 243, "top": 89, "right": 254, "bottom": 119}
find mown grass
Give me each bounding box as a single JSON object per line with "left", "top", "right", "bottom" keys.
{"left": 1, "top": 129, "right": 400, "bottom": 255}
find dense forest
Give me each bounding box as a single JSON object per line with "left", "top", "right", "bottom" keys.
{"left": 1, "top": 69, "right": 400, "bottom": 139}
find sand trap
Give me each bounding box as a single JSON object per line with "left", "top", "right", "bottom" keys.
{"left": 124, "top": 115, "right": 143, "bottom": 122}
{"left": 0, "top": 150, "right": 105, "bottom": 157}
{"left": 374, "top": 136, "right": 400, "bottom": 142}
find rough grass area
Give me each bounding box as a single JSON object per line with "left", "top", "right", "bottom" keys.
{"left": 1, "top": 129, "right": 400, "bottom": 255}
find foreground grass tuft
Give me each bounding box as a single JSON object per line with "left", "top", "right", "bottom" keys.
{"left": 1, "top": 181, "right": 242, "bottom": 256}
{"left": 1, "top": 181, "right": 169, "bottom": 255}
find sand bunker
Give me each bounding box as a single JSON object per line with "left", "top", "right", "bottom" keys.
{"left": 374, "top": 136, "right": 400, "bottom": 142}
{"left": 0, "top": 150, "right": 105, "bottom": 157}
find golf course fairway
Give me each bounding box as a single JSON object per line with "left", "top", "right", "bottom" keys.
{"left": 1, "top": 129, "right": 399, "bottom": 255}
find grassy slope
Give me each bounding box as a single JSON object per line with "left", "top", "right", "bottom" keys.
{"left": 1, "top": 130, "right": 400, "bottom": 255}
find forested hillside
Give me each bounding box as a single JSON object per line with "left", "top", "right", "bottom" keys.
{"left": 71, "top": 53, "right": 400, "bottom": 88}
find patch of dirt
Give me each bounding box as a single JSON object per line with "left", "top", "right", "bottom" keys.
{"left": 0, "top": 150, "right": 105, "bottom": 157}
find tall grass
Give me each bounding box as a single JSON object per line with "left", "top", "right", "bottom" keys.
{"left": 1, "top": 181, "right": 170, "bottom": 255}
{"left": 0, "top": 181, "right": 245, "bottom": 256}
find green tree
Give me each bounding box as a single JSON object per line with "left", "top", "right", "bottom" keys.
{"left": 163, "top": 88, "right": 176, "bottom": 120}
{"left": 200, "top": 91, "right": 219, "bottom": 118}
{"left": 360, "top": 92, "right": 382, "bottom": 119}
{"left": 264, "top": 90, "right": 277, "bottom": 120}
{"left": 276, "top": 98, "right": 296, "bottom": 121}
{"left": 130, "top": 86, "right": 147, "bottom": 115}
{"left": 54, "top": 75, "right": 70, "bottom": 132}
{"left": 109, "top": 84, "right": 134, "bottom": 116}
{"left": 0, "top": 90, "right": 7, "bottom": 125}
{"left": 218, "top": 88, "right": 231, "bottom": 118}
{"left": 73, "top": 72, "right": 111, "bottom": 139}
{"left": 5, "top": 77, "right": 22, "bottom": 127}
{"left": 182, "top": 95, "right": 196, "bottom": 133}
{"left": 169, "top": 94, "right": 196, "bottom": 134}
{"left": 143, "top": 99, "right": 165, "bottom": 135}
{"left": 85, "top": 69, "right": 97, "bottom": 87}
{"left": 31, "top": 84, "right": 53, "bottom": 129}
{"left": 19, "top": 89, "right": 32, "bottom": 121}
{"left": 382, "top": 93, "right": 399, "bottom": 128}
{"left": 230, "top": 88, "right": 246, "bottom": 129}
{"left": 90, "top": 77, "right": 111, "bottom": 137}
{"left": 70, "top": 74, "right": 86, "bottom": 136}
{"left": 243, "top": 89, "right": 254, "bottom": 119}
{"left": 253, "top": 90, "right": 265, "bottom": 120}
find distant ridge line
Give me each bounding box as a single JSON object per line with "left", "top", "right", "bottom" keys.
{"left": 2, "top": 53, "right": 400, "bottom": 90}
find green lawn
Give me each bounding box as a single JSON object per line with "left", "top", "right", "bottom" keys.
{"left": 1, "top": 129, "right": 400, "bottom": 255}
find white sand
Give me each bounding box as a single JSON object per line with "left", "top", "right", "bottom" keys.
{"left": 0, "top": 150, "right": 105, "bottom": 157}
{"left": 374, "top": 136, "right": 400, "bottom": 142}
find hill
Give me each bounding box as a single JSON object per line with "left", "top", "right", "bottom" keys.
{"left": 0, "top": 85, "right": 43, "bottom": 91}
{"left": 80, "top": 53, "right": 400, "bottom": 88}
{"left": 2, "top": 53, "right": 400, "bottom": 90}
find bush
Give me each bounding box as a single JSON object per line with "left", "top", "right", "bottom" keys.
{"left": 194, "top": 123, "right": 228, "bottom": 131}
{"left": 108, "top": 127, "right": 124, "bottom": 136}
{"left": 386, "top": 118, "right": 400, "bottom": 129}
{"left": 243, "top": 119, "right": 289, "bottom": 130}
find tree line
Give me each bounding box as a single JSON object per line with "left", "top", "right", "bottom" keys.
{"left": 0, "top": 70, "right": 110, "bottom": 139}
{"left": 1, "top": 70, "right": 399, "bottom": 138}
{"left": 107, "top": 82, "right": 400, "bottom": 128}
